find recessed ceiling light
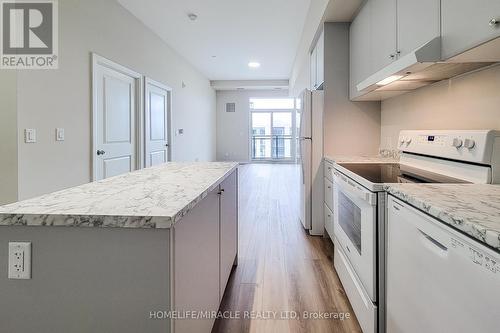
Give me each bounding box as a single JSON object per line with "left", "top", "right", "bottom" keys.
{"left": 248, "top": 62, "right": 260, "bottom": 68}
{"left": 187, "top": 13, "right": 198, "bottom": 21}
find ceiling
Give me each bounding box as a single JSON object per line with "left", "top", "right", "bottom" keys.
{"left": 118, "top": 0, "right": 311, "bottom": 81}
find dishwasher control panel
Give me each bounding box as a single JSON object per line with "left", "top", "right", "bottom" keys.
{"left": 451, "top": 238, "right": 499, "bottom": 275}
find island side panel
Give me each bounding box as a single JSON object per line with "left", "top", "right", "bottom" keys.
{"left": 0, "top": 227, "right": 171, "bottom": 333}
{"left": 219, "top": 169, "right": 238, "bottom": 300}
{"left": 173, "top": 187, "right": 220, "bottom": 333}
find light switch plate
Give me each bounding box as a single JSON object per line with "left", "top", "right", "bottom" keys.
{"left": 56, "top": 128, "right": 65, "bottom": 141}
{"left": 24, "top": 129, "right": 36, "bottom": 143}
{"left": 8, "top": 242, "right": 32, "bottom": 280}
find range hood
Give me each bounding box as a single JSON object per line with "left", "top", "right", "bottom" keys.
{"left": 354, "top": 37, "right": 499, "bottom": 101}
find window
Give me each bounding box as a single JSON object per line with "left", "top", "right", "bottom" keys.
{"left": 250, "top": 97, "right": 297, "bottom": 161}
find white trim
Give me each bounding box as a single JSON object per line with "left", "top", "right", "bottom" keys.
{"left": 144, "top": 77, "right": 173, "bottom": 165}
{"left": 91, "top": 53, "right": 144, "bottom": 181}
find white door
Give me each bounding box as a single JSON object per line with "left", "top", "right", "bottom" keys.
{"left": 145, "top": 78, "right": 171, "bottom": 167}
{"left": 92, "top": 55, "right": 143, "bottom": 181}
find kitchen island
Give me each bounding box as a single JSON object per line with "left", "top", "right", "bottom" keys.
{"left": 0, "top": 162, "right": 239, "bottom": 333}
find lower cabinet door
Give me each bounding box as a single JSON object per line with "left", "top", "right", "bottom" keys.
{"left": 173, "top": 187, "right": 220, "bottom": 333}
{"left": 324, "top": 203, "right": 334, "bottom": 240}
{"left": 219, "top": 170, "right": 238, "bottom": 300}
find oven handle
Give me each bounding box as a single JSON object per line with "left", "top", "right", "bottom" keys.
{"left": 333, "top": 171, "right": 377, "bottom": 206}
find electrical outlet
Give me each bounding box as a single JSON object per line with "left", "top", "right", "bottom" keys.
{"left": 8, "top": 242, "right": 32, "bottom": 280}
{"left": 24, "top": 129, "right": 36, "bottom": 143}
{"left": 56, "top": 128, "right": 65, "bottom": 141}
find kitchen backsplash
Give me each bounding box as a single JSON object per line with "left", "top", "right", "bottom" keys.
{"left": 381, "top": 64, "right": 500, "bottom": 150}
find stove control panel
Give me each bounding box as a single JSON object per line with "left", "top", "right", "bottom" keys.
{"left": 398, "top": 130, "right": 500, "bottom": 165}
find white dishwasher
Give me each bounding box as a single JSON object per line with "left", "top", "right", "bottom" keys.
{"left": 386, "top": 196, "right": 500, "bottom": 333}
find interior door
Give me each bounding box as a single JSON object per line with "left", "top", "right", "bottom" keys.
{"left": 93, "top": 55, "right": 142, "bottom": 181}
{"left": 145, "top": 78, "right": 171, "bottom": 167}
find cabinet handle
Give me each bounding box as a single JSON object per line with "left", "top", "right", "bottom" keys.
{"left": 389, "top": 54, "right": 396, "bottom": 59}
{"left": 217, "top": 188, "right": 225, "bottom": 195}
{"left": 96, "top": 150, "right": 105, "bottom": 156}
{"left": 489, "top": 18, "right": 499, "bottom": 27}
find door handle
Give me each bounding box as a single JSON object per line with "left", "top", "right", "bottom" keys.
{"left": 418, "top": 229, "right": 448, "bottom": 252}
{"left": 165, "top": 144, "right": 169, "bottom": 147}
{"left": 96, "top": 150, "right": 105, "bottom": 156}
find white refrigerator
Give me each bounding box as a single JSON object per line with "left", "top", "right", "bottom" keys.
{"left": 298, "top": 89, "right": 324, "bottom": 236}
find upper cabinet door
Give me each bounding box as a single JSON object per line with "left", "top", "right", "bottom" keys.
{"left": 310, "top": 45, "right": 318, "bottom": 90}
{"left": 370, "top": 0, "right": 397, "bottom": 72}
{"left": 350, "top": 1, "right": 373, "bottom": 99}
{"left": 442, "top": 0, "right": 500, "bottom": 59}
{"left": 397, "top": 0, "right": 441, "bottom": 57}
{"left": 316, "top": 30, "right": 325, "bottom": 89}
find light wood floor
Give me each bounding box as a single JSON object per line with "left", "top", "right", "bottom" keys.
{"left": 212, "top": 164, "right": 362, "bottom": 333}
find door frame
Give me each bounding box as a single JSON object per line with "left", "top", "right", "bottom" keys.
{"left": 144, "top": 77, "right": 173, "bottom": 166}
{"left": 91, "top": 53, "right": 144, "bottom": 181}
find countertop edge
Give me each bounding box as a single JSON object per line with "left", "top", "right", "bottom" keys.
{"left": 171, "top": 163, "right": 239, "bottom": 225}
{"left": 385, "top": 184, "right": 500, "bottom": 251}
{"left": 0, "top": 163, "right": 239, "bottom": 230}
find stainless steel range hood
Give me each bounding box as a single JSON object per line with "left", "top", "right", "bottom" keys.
{"left": 354, "top": 37, "right": 499, "bottom": 101}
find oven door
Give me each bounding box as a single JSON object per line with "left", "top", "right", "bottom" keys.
{"left": 333, "top": 170, "right": 377, "bottom": 301}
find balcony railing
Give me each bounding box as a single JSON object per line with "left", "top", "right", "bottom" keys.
{"left": 251, "top": 135, "right": 293, "bottom": 160}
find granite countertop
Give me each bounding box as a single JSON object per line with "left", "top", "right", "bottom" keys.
{"left": 0, "top": 162, "right": 239, "bottom": 229}
{"left": 386, "top": 184, "right": 500, "bottom": 251}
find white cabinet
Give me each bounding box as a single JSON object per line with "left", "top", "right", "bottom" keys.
{"left": 310, "top": 29, "right": 324, "bottom": 90}
{"left": 370, "top": 0, "right": 397, "bottom": 72}
{"left": 219, "top": 170, "right": 238, "bottom": 300}
{"left": 349, "top": 0, "right": 441, "bottom": 99}
{"left": 397, "top": 0, "right": 441, "bottom": 57}
{"left": 324, "top": 203, "right": 334, "bottom": 240}
{"left": 174, "top": 169, "right": 238, "bottom": 333}
{"left": 174, "top": 187, "right": 220, "bottom": 333}
{"left": 310, "top": 45, "right": 317, "bottom": 90}
{"left": 324, "top": 178, "right": 333, "bottom": 211}
{"left": 442, "top": 0, "right": 500, "bottom": 59}
{"left": 324, "top": 160, "right": 334, "bottom": 239}
{"left": 349, "top": 1, "right": 373, "bottom": 99}
{"left": 316, "top": 30, "right": 325, "bottom": 89}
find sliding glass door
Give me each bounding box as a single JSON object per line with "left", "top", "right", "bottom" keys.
{"left": 250, "top": 98, "right": 296, "bottom": 162}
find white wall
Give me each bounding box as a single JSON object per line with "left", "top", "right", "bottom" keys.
{"left": 381, "top": 65, "right": 500, "bottom": 150}
{"left": 216, "top": 90, "right": 289, "bottom": 162}
{"left": 15, "top": 0, "right": 216, "bottom": 200}
{"left": 323, "top": 23, "right": 380, "bottom": 157}
{"left": 0, "top": 71, "right": 18, "bottom": 205}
